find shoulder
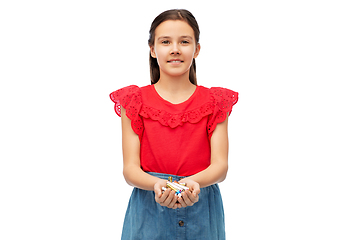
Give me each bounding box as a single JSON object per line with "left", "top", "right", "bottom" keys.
{"left": 109, "top": 85, "right": 149, "bottom": 118}
{"left": 209, "top": 87, "right": 238, "bottom": 106}
{"left": 196, "top": 85, "right": 238, "bottom": 106}
{"left": 110, "top": 85, "right": 139, "bottom": 101}
{"left": 110, "top": 85, "right": 151, "bottom": 103}
{"left": 204, "top": 86, "right": 239, "bottom": 138}
{"left": 110, "top": 85, "right": 141, "bottom": 97}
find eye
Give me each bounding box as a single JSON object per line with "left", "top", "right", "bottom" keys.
{"left": 162, "top": 40, "right": 170, "bottom": 44}
{"left": 181, "top": 40, "right": 189, "bottom": 44}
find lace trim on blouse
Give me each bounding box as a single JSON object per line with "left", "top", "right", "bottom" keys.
{"left": 207, "top": 87, "right": 238, "bottom": 138}
{"left": 109, "top": 85, "right": 144, "bottom": 139}
{"left": 109, "top": 85, "right": 238, "bottom": 139}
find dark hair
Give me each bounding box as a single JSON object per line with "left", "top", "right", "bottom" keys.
{"left": 148, "top": 9, "right": 200, "bottom": 85}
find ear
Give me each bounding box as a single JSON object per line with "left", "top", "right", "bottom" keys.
{"left": 150, "top": 46, "right": 156, "bottom": 58}
{"left": 193, "top": 43, "right": 201, "bottom": 59}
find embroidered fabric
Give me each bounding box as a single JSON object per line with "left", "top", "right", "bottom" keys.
{"left": 109, "top": 85, "right": 144, "bottom": 139}
{"left": 109, "top": 85, "right": 238, "bottom": 139}
{"left": 207, "top": 87, "right": 239, "bottom": 137}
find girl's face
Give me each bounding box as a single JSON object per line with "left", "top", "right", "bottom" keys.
{"left": 150, "top": 20, "right": 200, "bottom": 80}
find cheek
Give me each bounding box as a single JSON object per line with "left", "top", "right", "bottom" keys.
{"left": 154, "top": 47, "right": 168, "bottom": 60}
{"left": 183, "top": 48, "right": 196, "bottom": 60}
{"left": 155, "top": 51, "right": 166, "bottom": 67}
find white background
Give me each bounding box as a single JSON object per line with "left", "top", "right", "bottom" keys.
{"left": 1, "top": 0, "right": 343, "bottom": 239}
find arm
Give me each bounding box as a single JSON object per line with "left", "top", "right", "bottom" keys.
{"left": 182, "top": 115, "right": 229, "bottom": 188}
{"left": 121, "top": 107, "right": 160, "bottom": 190}
{"left": 121, "top": 107, "right": 179, "bottom": 208}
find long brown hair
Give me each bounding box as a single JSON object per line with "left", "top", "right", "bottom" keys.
{"left": 148, "top": 9, "right": 200, "bottom": 85}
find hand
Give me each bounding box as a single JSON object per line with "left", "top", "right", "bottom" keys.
{"left": 154, "top": 179, "right": 179, "bottom": 209}
{"left": 177, "top": 179, "right": 200, "bottom": 208}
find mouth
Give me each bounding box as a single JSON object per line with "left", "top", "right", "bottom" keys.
{"left": 167, "top": 59, "right": 184, "bottom": 63}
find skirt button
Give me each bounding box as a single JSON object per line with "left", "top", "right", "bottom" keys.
{"left": 179, "top": 220, "right": 184, "bottom": 227}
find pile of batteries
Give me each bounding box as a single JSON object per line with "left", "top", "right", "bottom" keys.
{"left": 162, "top": 177, "right": 190, "bottom": 197}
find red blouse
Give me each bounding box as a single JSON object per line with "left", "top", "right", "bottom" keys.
{"left": 110, "top": 85, "right": 238, "bottom": 176}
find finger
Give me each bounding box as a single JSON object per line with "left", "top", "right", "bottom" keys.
{"left": 192, "top": 187, "right": 200, "bottom": 198}
{"left": 173, "top": 201, "right": 181, "bottom": 209}
{"left": 188, "top": 189, "right": 200, "bottom": 203}
{"left": 158, "top": 188, "right": 171, "bottom": 204}
{"left": 155, "top": 188, "right": 162, "bottom": 198}
{"left": 167, "top": 193, "right": 178, "bottom": 208}
{"left": 183, "top": 190, "right": 195, "bottom": 206}
{"left": 177, "top": 194, "right": 187, "bottom": 208}
{"left": 176, "top": 202, "right": 182, "bottom": 208}
{"left": 162, "top": 190, "right": 175, "bottom": 206}
{"left": 155, "top": 189, "right": 162, "bottom": 203}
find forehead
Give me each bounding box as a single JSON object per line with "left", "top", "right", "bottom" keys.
{"left": 154, "top": 20, "right": 194, "bottom": 39}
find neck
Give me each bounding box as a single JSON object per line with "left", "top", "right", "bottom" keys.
{"left": 156, "top": 71, "right": 194, "bottom": 92}
{"left": 154, "top": 70, "right": 197, "bottom": 104}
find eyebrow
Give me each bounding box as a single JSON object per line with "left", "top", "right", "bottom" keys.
{"left": 157, "top": 35, "right": 194, "bottom": 41}
{"left": 181, "top": 35, "right": 194, "bottom": 40}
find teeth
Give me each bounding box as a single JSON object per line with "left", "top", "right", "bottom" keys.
{"left": 170, "top": 61, "right": 181, "bottom": 63}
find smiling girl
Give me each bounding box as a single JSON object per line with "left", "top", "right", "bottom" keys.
{"left": 110, "top": 9, "right": 238, "bottom": 240}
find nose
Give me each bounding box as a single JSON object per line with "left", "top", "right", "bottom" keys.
{"left": 170, "top": 43, "right": 180, "bottom": 55}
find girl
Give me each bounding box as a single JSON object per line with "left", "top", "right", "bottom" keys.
{"left": 110, "top": 9, "right": 238, "bottom": 240}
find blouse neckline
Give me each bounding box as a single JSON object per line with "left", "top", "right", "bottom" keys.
{"left": 151, "top": 84, "right": 199, "bottom": 106}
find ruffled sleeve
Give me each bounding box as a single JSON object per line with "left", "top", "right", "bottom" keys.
{"left": 109, "top": 85, "right": 144, "bottom": 139}
{"left": 207, "top": 87, "right": 238, "bottom": 139}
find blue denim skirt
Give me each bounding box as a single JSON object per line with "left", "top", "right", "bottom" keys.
{"left": 121, "top": 172, "right": 226, "bottom": 240}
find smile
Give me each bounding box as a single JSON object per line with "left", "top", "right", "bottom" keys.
{"left": 167, "top": 59, "right": 184, "bottom": 64}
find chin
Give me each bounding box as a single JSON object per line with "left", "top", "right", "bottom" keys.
{"left": 161, "top": 69, "right": 190, "bottom": 78}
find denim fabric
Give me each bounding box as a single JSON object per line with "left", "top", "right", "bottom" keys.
{"left": 121, "top": 172, "right": 226, "bottom": 240}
